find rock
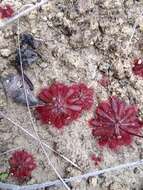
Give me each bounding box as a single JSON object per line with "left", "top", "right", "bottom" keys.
{"left": 40, "top": 62, "right": 49, "bottom": 68}
{"left": 90, "top": 15, "right": 99, "bottom": 30}
{"left": 3, "top": 133, "right": 11, "bottom": 140}
{"left": 109, "top": 182, "right": 124, "bottom": 190}
{"left": 2, "top": 74, "right": 39, "bottom": 106}
{"left": 14, "top": 136, "right": 29, "bottom": 147}
{"left": 99, "top": 63, "right": 110, "bottom": 72}
{"left": 61, "top": 52, "right": 83, "bottom": 68}
{"left": 65, "top": 166, "right": 82, "bottom": 178}
{"left": 88, "top": 177, "right": 97, "bottom": 187}
{"left": 77, "top": 0, "right": 94, "bottom": 14}
{"left": 71, "top": 180, "right": 87, "bottom": 190}
{"left": 0, "top": 49, "right": 11, "bottom": 57}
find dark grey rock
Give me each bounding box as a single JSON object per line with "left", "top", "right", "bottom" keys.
{"left": 1, "top": 74, "right": 39, "bottom": 106}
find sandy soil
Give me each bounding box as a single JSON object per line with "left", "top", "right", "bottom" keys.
{"left": 1, "top": 0, "right": 143, "bottom": 189}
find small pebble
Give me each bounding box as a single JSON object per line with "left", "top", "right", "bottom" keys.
{"left": 0, "top": 49, "right": 11, "bottom": 57}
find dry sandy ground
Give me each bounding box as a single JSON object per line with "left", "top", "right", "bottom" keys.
{"left": 1, "top": 0, "right": 143, "bottom": 189}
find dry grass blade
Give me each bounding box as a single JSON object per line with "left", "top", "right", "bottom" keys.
{"left": 0, "top": 111, "right": 80, "bottom": 170}
{"left": 17, "top": 17, "right": 71, "bottom": 190}
{"left": 0, "top": 146, "right": 22, "bottom": 156}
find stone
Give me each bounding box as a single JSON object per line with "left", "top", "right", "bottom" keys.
{"left": 0, "top": 49, "right": 11, "bottom": 57}
{"left": 88, "top": 177, "right": 97, "bottom": 187}
{"left": 77, "top": 0, "right": 94, "bottom": 14}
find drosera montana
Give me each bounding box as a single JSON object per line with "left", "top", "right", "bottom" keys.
{"left": 9, "top": 150, "right": 36, "bottom": 183}
{"left": 89, "top": 96, "right": 143, "bottom": 150}
{"left": 35, "top": 82, "right": 94, "bottom": 129}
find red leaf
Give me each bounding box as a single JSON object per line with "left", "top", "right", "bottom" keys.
{"left": 91, "top": 154, "right": 103, "bottom": 165}
{"left": 9, "top": 150, "right": 36, "bottom": 182}
{"left": 0, "top": 5, "right": 14, "bottom": 19}
{"left": 98, "top": 74, "right": 110, "bottom": 87}
{"left": 132, "top": 58, "right": 143, "bottom": 78}
{"left": 36, "top": 82, "right": 93, "bottom": 129}
{"left": 68, "top": 83, "right": 94, "bottom": 110}
{"left": 89, "top": 96, "right": 143, "bottom": 150}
